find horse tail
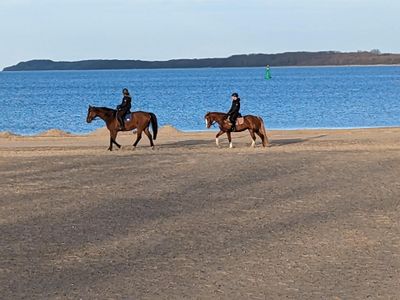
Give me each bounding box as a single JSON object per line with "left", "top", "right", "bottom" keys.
{"left": 149, "top": 113, "right": 158, "bottom": 140}
{"left": 258, "top": 116, "right": 269, "bottom": 147}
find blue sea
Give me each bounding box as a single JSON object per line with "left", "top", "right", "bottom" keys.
{"left": 1, "top": 66, "right": 399, "bottom": 135}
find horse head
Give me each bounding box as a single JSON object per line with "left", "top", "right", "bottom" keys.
{"left": 86, "top": 105, "right": 97, "bottom": 123}
{"left": 204, "top": 112, "right": 212, "bottom": 128}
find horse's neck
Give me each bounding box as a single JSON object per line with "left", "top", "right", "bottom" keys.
{"left": 212, "top": 113, "right": 226, "bottom": 124}
{"left": 97, "top": 109, "right": 115, "bottom": 122}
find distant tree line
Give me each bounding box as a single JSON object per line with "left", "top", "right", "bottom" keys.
{"left": 3, "top": 51, "right": 400, "bottom": 71}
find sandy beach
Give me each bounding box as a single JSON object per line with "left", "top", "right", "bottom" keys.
{"left": 1, "top": 127, "right": 400, "bottom": 299}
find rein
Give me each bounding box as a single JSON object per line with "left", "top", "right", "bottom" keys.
{"left": 208, "top": 114, "right": 228, "bottom": 128}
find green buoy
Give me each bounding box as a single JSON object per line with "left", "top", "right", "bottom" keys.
{"left": 265, "top": 65, "right": 272, "bottom": 80}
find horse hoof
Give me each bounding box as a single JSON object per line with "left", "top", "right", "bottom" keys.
{"left": 151, "top": 146, "right": 155, "bottom": 150}
{"left": 132, "top": 146, "right": 136, "bottom": 151}
{"left": 108, "top": 148, "right": 112, "bottom": 151}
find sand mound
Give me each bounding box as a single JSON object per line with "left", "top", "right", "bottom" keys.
{"left": 36, "top": 129, "right": 73, "bottom": 137}
{"left": 0, "top": 131, "right": 18, "bottom": 138}
{"left": 89, "top": 127, "right": 109, "bottom": 136}
{"left": 88, "top": 125, "right": 182, "bottom": 137}
{"left": 159, "top": 125, "right": 182, "bottom": 136}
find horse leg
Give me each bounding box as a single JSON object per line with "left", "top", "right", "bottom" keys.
{"left": 255, "top": 130, "right": 268, "bottom": 148}
{"left": 248, "top": 129, "right": 256, "bottom": 148}
{"left": 144, "top": 127, "right": 154, "bottom": 149}
{"left": 133, "top": 128, "right": 143, "bottom": 149}
{"left": 108, "top": 136, "right": 113, "bottom": 151}
{"left": 215, "top": 130, "right": 224, "bottom": 147}
{"left": 108, "top": 130, "right": 120, "bottom": 151}
{"left": 113, "top": 138, "right": 121, "bottom": 149}
{"left": 227, "top": 132, "right": 233, "bottom": 149}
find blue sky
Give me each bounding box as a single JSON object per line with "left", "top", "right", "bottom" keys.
{"left": 1, "top": 0, "right": 399, "bottom": 69}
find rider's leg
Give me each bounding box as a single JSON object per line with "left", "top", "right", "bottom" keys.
{"left": 230, "top": 115, "right": 236, "bottom": 132}
{"left": 117, "top": 110, "right": 125, "bottom": 130}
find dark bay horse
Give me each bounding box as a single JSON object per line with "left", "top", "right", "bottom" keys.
{"left": 204, "top": 112, "right": 269, "bottom": 148}
{"left": 86, "top": 106, "right": 158, "bottom": 151}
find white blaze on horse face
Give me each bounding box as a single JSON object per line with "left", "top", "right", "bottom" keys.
{"left": 205, "top": 118, "right": 208, "bottom": 127}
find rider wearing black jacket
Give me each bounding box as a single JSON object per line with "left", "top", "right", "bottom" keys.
{"left": 227, "top": 92, "right": 241, "bottom": 131}
{"left": 117, "top": 88, "right": 132, "bottom": 130}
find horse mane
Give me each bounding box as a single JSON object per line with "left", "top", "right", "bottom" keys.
{"left": 207, "top": 111, "right": 226, "bottom": 115}
{"left": 92, "top": 106, "right": 116, "bottom": 112}
{"left": 207, "top": 112, "right": 227, "bottom": 118}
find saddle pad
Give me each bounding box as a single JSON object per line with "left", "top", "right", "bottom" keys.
{"left": 236, "top": 117, "right": 244, "bottom": 125}
{"left": 124, "top": 114, "right": 132, "bottom": 122}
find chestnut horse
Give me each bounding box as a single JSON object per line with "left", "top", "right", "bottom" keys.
{"left": 86, "top": 106, "right": 158, "bottom": 151}
{"left": 204, "top": 112, "right": 269, "bottom": 148}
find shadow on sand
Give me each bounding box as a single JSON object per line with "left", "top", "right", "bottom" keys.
{"left": 161, "top": 139, "right": 213, "bottom": 148}
{"left": 156, "top": 135, "right": 327, "bottom": 149}
{"left": 270, "top": 135, "right": 327, "bottom": 147}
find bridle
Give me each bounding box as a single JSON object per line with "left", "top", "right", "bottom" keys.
{"left": 88, "top": 109, "right": 99, "bottom": 121}
{"left": 206, "top": 116, "right": 217, "bottom": 128}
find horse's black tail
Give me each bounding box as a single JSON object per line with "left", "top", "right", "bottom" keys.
{"left": 149, "top": 113, "right": 158, "bottom": 140}
{"left": 258, "top": 116, "right": 269, "bottom": 147}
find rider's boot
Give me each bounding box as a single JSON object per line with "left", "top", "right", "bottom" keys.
{"left": 230, "top": 119, "right": 236, "bottom": 132}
